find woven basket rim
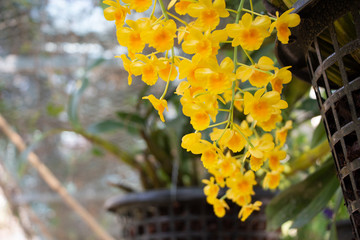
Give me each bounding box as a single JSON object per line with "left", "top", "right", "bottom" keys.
{"left": 104, "top": 187, "right": 275, "bottom": 213}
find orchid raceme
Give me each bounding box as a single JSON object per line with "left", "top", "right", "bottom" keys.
{"left": 103, "top": 0, "right": 300, "bottom": 221}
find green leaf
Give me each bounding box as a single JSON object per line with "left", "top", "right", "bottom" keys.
{"left": 91, "top": 147, "right": 105, "bottom": 156}
{"left": 116, "top": 111, "right": 146, "bottom": 126}
{"left": 329, "top": 222, "right": 338, "bottom": 240}
{"left": 99, "top": 1, "right": 108, "bottom": 10}
{"left": 264, "top": 0, "right": 289, "bottom": 11}
{"left": 266, "top": 159, "right": 337, "bottom": 230}
{"left": 310, "top": 121, "right": 327, "bottom": 148}
{"left": 329, "top": 188, "right": 343, "bottom": 240}
{"left": 291, "top": 174, "right": 339, "bottom": 228}
{"left": 87, "top": 120, "right": 125, "bottom": 134}
{"left": 85, "top": 58, "right": 105, "bottom": 72}
{"left": 297, "top": 213, "right": 329, "bottom": 240}
{"left": 297, "top": 98, "right": 320, "bottom": 115}
{"left": 68, "top": 76, "right": 89, "bottom": 128}
{"left": 283, "top": 77, "right": 311, "bottom": 111}
{"left": 67, "top": 58, "right": 105, "bottom": 128}
{"left": 46, "top": 103, "right": 64, "bottom": 117}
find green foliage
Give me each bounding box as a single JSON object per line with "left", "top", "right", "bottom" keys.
{"left": 68, "top": 58, "right": 105, "bottom": 129}
{"left": 91, "top": 147, "right": 105, "bottom": 156}
{"left": 296, "top": 213, "right": 329, "bottom": 240}
{"left": 266, "top": 159, "right": 339, "bottom": 230}
{"left": 328, "top": 188, "right": 343, "bottom": 240}
{"left": 87, "top": 120, "right": 128, "bottom": 134}
{"left": 64, "top": 57, "right": 201, "bottom": 189}
{"left": 290, "top": 176, "right": 338, "bottom": 228}
{"left": 46, "top": 103, "right": 64, "bottom": 117}
{"left": 310, "top": 121, "right": 327, "bottom": 148}
{"left": 87, "top": 111, "right": 148, "bottom": 136}
{"left": 265, "top": 0, "right": 289, "bottom": 11}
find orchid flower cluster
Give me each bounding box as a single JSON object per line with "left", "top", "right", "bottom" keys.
{"left": 103, "top": 0, "right": 300, "bottom": 221}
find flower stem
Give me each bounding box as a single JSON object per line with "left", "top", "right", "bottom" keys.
{"left": 242, "top": 49, "right": 254, "bottom": 65}
{"left": 249, "top": 0, "right": 253, "bottom": 17}
{"left": 234, "top": 124, "right": 254, "bottom": 148}
{"left": 158, "top": 0, "right": 176, "bottom": 100}
{"left": 237, "top": 62, "right": 273, "bottom": 75}
{"left": 160, "top": 63, "right": 174, "bottom": 100}
{"left": 226, "top": 8, "right": 238, "bottom": 14}
{"left": 150, "top": 0, "right": 157, "bottom": 18}
{"left": 208, "top": 121, "right": 228, "bottom": 128}
{"left": 158, "top": 0, "right": 168, "bottom": 20}
{"left": 166, "top": 11, "right": 188, "bottom": 26}
{"left": 175, "top": 55, "right": 189, "bottom": 60}
{"left": 236, "top": 87, "right": 259, "bottom": 93}
{"left": 242, "top": 8, "right": 277, "bottom": 20}
{"left": 229, "top": 0, "right": 245, "bottom": 129}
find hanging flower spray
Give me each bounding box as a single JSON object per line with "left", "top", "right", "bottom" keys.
{"left": 103, "top": 0, "right": 300, "bottom": 221}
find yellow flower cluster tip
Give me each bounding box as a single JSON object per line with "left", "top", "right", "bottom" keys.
{"left": 103, "top": 0, "right": 300, "bottom": 221}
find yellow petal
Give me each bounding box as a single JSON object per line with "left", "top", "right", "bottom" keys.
{"left": 241, "top": 13, "right": 253, "bottom": 28}
{"left": 167, "top": 0, "right": 177, "bottom": 9}
{"left": 257, "top": 56, "right": 275, "bottom": 70}
{"left": 226, "top": 23, "right": 241, "bottom": 38}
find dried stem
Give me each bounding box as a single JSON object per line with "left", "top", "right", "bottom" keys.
{"left": 0, "top": 114, "right": 115, "bottom": 240}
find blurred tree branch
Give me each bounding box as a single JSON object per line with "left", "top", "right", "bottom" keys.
{"left": 0, "top": 114, "right": 115, "bottom": 240}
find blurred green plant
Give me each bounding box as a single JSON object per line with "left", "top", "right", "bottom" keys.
{"left": 65, "top": 57, "right": 201, "bottom": 191}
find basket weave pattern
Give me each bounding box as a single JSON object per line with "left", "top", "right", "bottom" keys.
{"left": 106, "top": 188, "right": 279, "bottom": 240}
{"left": 306, "top": 5, "right": 360, "bottom": 238}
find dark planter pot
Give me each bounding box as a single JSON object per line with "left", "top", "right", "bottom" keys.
{"left": 274, "top": 0, "right": 360, "bottom": 238}
{"left": 104, "top": 188, "right": 279, "bottom": 240}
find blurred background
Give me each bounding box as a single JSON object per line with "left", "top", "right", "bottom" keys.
{"left": 0, "top": 0, "right": 145, "bottom": 239}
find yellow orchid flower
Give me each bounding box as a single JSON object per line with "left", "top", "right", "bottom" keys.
{"left": 103, "top": 0, "right": 131, "bottom": 27}
{"left": 270, "top": 66, "right": 292, "bottom": 93}
{"left": 122, "top": 0, "right": 152, "bottom": 12}
{"left": 187, "top": 0, "right": 229, "bottom": 30}
{"left": 226, "top": 13, "right": 271, "bottom": 51}
{"left": 142, "top": 95, "right": 168, "bottom": 122}
{"left": 270, "top": 8, "right": 300, "bottom": 44}
{"left": 236, "top": 56, "right": 275, "bottom": 87}
{"left": 238, "top": 201, "right": 262, "bottom": 221}
{"left": 141, "top": 19, "right": 177, "bottom": 52}
{"left": 244, "top": 88, "right": 288, "bottom": 122}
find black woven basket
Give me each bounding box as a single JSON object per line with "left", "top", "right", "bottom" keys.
{"left": 275, "top": 0, "right": 360, "bottom": 238}
{"left": 105, "top": 188, "right": 279, "bottom": 240}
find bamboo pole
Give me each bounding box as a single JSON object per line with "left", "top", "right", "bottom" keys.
{"left": 0, "top": 114, "right": 115, "bottom": 240}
